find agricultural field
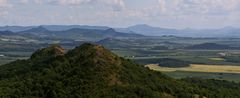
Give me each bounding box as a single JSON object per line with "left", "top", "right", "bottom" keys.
{"left": 1, "top": 36, "right": 240, "bottom": 83}
{"left": 164, "top": 71, "right": 240, "bottom": 82}
{"left": 146, "top": 64, "right": 240, "bottom": 73}
{"left": 132, "top": 50, "right": 240, "bottom": 65}
{"left": 0, "top": 52, "right": 31, "bottom": 65}
{"left": 146, "top": 64, "right": 240, "bottom": 82}
{"left": 92, "top": 36, "right": 240, "bottom": 82}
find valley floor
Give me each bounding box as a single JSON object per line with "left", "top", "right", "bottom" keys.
{"left": 146, "top": 64, "right": 240, "bottom": 82}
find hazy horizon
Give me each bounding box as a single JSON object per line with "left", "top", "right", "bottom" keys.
{"left": 0, "top": 24, "right": 239, "bottom": 30}
{"left": 0, "top": 0, "right": 240, "bottom": 29}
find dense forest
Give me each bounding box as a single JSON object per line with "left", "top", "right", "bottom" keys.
{"left": 0, "top": 43, "right": 239, "bottom": 98}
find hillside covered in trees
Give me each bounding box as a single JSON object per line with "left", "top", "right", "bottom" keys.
{"left": 0, "top": 43, "right": 239, "bottom": 98}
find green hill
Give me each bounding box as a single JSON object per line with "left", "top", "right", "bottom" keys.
{"left": 0, "top": 43, "right": 240, "bottom": 98}
{"left": 18, "top": 27, "right": 144, "bottom": 40}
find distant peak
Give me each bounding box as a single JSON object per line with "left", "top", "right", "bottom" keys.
{"left": 222, "top": 26, "right": 236, "bottom": 30}
{"left": 132, "top": 24, "right": 151, "bottom": 27}
{"left": 105, "top": 28, "right": 116, "bottom": 32}
{"left": 136, "top": 24, "right": 149, "bottom": 26}
{"left": 34, "top": 26, "right": 47, "bottom": 30}
{"left": 27, "top": 26, "right": 49, "bottom": 32}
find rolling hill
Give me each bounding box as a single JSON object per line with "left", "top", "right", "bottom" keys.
{"left": 116, "top": 24, "right": 179, "bottom": 36}
{"left": 0, "top": 25, "right": 110, "bottom": 32}
{"left": 17, "top": 27, "right": 143, "bottom": 40}
{"left": 116, "top": 24, "right": 240, "bottom": 38}
{"left": 0, "top": 43, "right": 240, "bottom": 97}
{"left": 0, "top": 31, "right": 16, "bottom": 36}
{"left": 2, "top": 25, "right": 240, "bottom": 38}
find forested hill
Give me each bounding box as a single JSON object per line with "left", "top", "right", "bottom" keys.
{"left": 0, "top": 43, "right": 240, "bottom": 98}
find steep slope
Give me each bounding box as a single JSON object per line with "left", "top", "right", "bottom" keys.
{"left": 0, "top": 43, "right": 240, "bottom": 98}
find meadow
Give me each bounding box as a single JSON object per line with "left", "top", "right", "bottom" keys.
{"left": 146, "top": 64, "right": 240, "bottom": 73}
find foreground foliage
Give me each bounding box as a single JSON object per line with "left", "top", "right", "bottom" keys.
{"left": 0, "top": 43, "right": 239, "bottom": 98}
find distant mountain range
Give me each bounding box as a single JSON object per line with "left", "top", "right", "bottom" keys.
{"left": 116, "top": 24, "right": 179, "bottom": 36}
{"left": 0, "top": 25, "right": 109, "bottom": 32}
{"left": 116, "top": 24, "right": 240, "bottom": 38}
{"left": 0, "top": 26, "right": 143, "bottom": 41}
{"left": 0, "top": 24, "right": 240, "bottom": 38}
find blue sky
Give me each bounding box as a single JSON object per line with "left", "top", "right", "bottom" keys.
{"left": 0, "top": 0, "right": 240, "bottom": 29}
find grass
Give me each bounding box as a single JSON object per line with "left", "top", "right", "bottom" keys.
{"left": 0, "top": 51, "right": 31, "bottom": 65}
{"left": 164, "top": 71, "right": 240, "bottom": 82}
{"left": 146, "top": 64, "right": 240, "bottom": 74}
{"left": 146, "top": 64, "right": 240, "bottom": 82}
{"left": 209, "top": 57, "right": 225, "bottom": 61}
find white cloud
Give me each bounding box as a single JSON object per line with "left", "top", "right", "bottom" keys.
{"left": 49, "top": 0, "right": 89, "bottom": 5}
{"left": 20, "top": 0, "right": 29, "bottom": 4}
{"left": 0, "top": 0, "right": 11, "bottom": 7}
{"left": 14, "top": 0, "right": 126, "bottom": 11}
{"left": 47, "top": 0, "right": 125, "bottom": 11}
{"left": 0, "top": 0, "right": 11, "bottom": 18}
{"left": 158, "top": 0, "right": 166, "bottom": 12}
{"left": 158, "top": 0, "right": 240, "bottom": 15}
{"left": 1, "top": 0, "right": 239, "bottom": 28}
{"left": 0, "top": 0, "right": 7, "bottom": 6}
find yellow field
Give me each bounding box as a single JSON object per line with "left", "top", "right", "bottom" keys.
{"left": 208, "top": 58, "right": 225, "bottom": 61}
{"left": 146, "top": 64, "right": 240, "bottom": 74}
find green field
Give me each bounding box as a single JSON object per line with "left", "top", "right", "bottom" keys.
{"left": 164, "top": 71, "right": 240, "bottom": 82}
{"left": 0, "top": 52, "right": 31, "bottom": 65}
{"left": 146, "top": 64, "right": 240, "bottom": 82}
{"left": 131, "top": 50, "right": 240, "bottom": 66}
{"left": 1, "top": 36, "right": 240, "bottom": 83}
